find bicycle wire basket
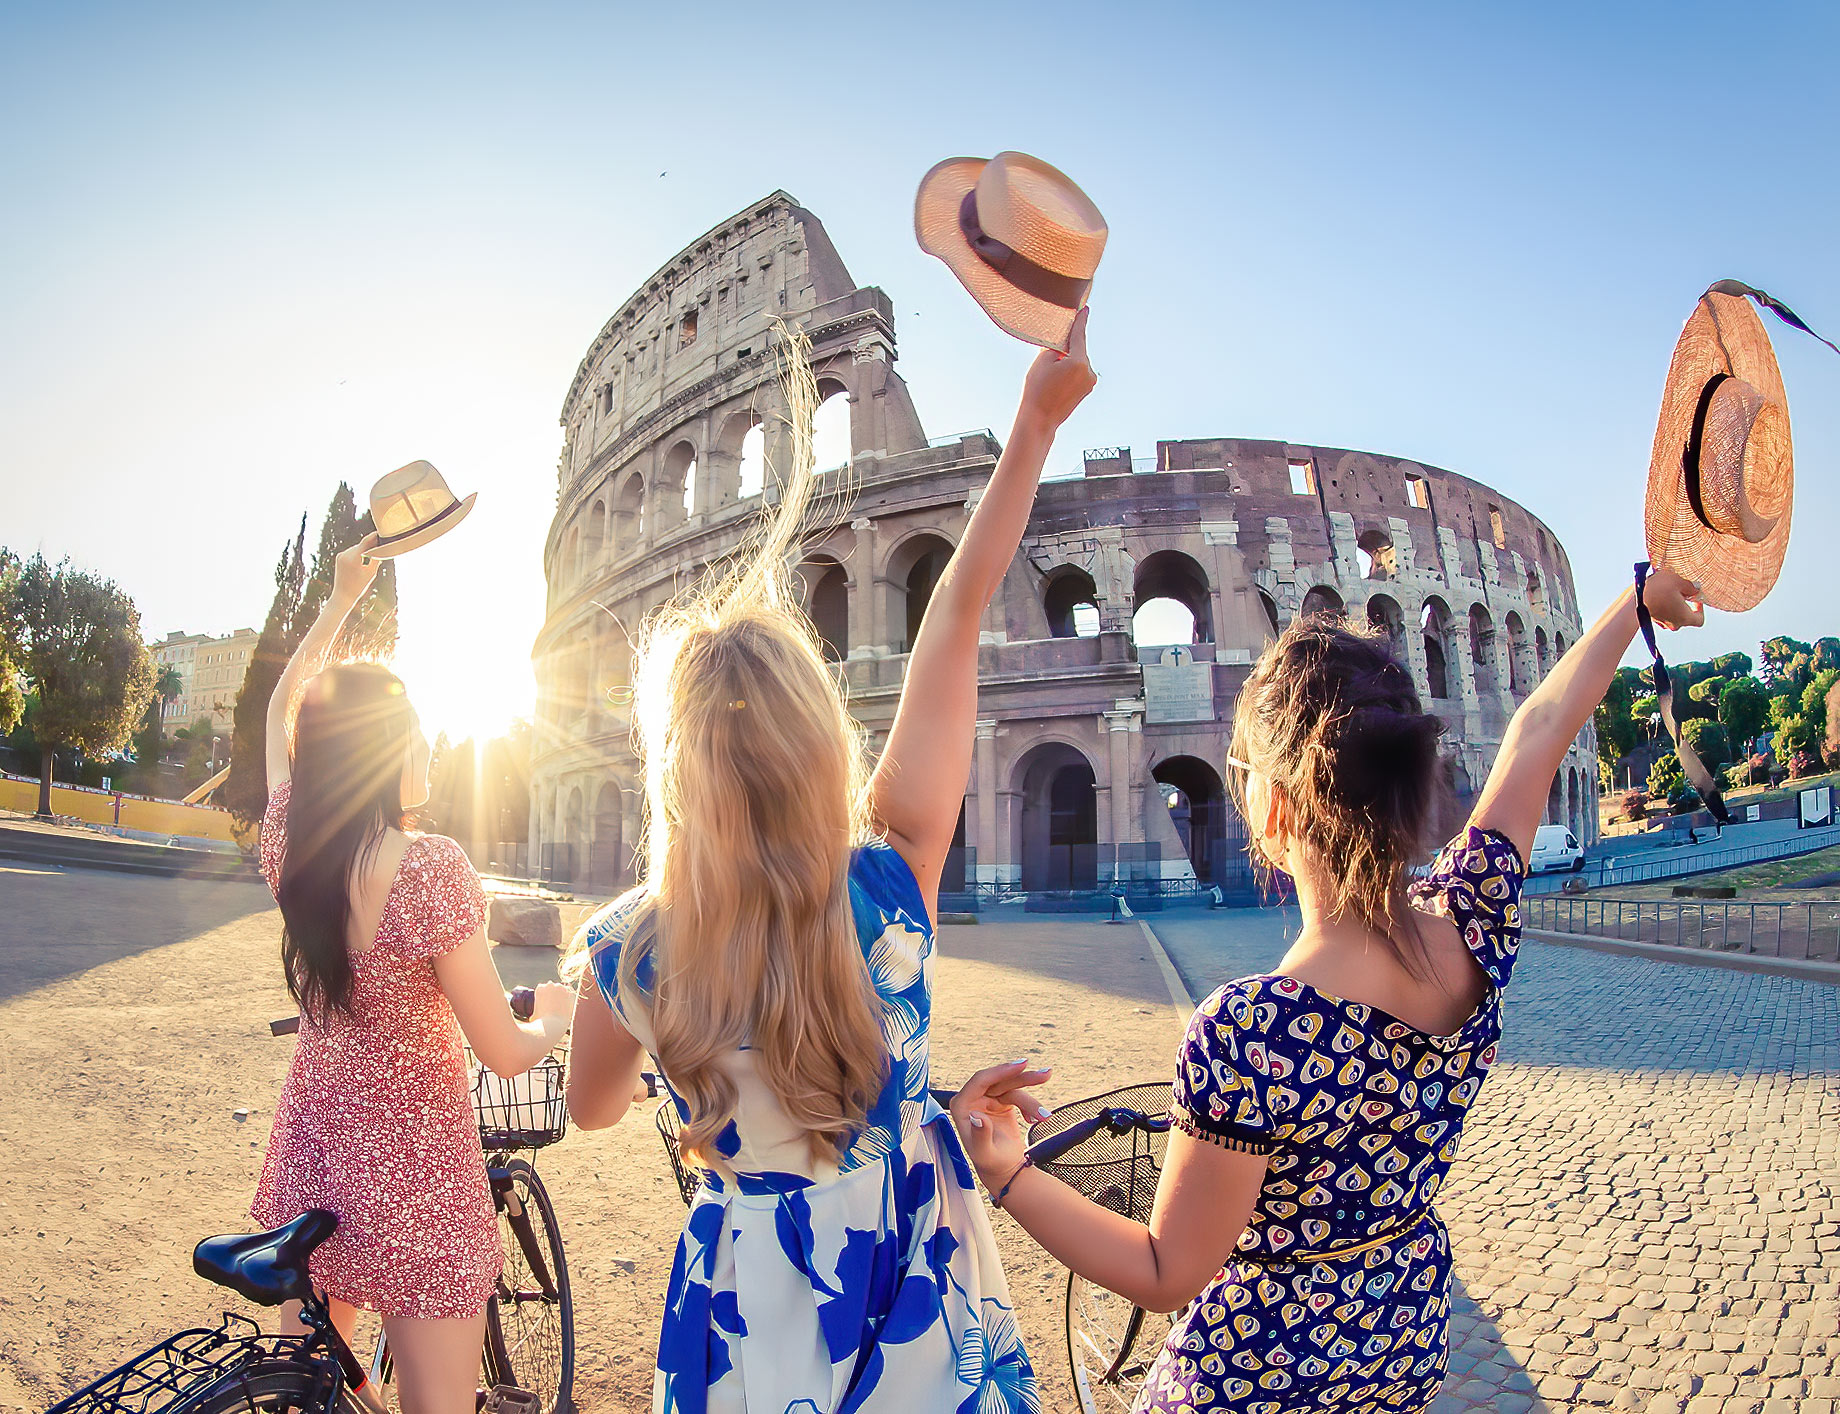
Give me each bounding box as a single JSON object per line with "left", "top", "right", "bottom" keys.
{"left": 470, "top": 1044, "right": 571, "bottom": 1151}
{"left": 1025, "top": 1081, "right": 1173, "bottom": 1225}
{"left": 46, "top": 1315, "right": 339, "bottom": 1414}
{"left": 655, "top": 1097, "right": 703, "bottom": 1205}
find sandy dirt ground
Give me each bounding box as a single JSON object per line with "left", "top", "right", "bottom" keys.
{"left": 0, "top": 865, "right": 1182, "bottom": 1414}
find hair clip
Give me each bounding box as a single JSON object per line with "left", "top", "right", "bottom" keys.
{"left": 728, "top": 699, "right": 747, "bottom": 711}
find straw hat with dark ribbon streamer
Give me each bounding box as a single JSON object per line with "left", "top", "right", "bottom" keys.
{"left": 365, "top": 461, "right": 477, "bottom": 559}
{"left": 915, "top": 151, "right": 1107, "bottom": 353}
{"left": 1638, "top": 280, "right": 1837, "bottom": 824}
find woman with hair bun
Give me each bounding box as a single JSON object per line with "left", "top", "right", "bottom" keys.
{"left": 952, "top": 569, "right": 1703, "bottom": 1412}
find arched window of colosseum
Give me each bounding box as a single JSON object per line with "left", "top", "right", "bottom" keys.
{"left": 563, "top": 526, "right": 580, "bottom": 582}
{"left": 1535, "top": 625, "right": 1550, "bottom": 677}
{"left": 1365, "top": 593, "right": 1406, "bottom": 662}
{"left": 1134, "top": 551, "right": 1213, "bottom": 646}
{"left": 801, "top": 557, "right": 849, "bottom": 662}
{"left": 591, "top": 784, "right": 624, "bottom": 891}
{"left": 888, "top": 534, "right": 954, "bottom": 653}
{"left": 1505, "top": 612, "right": 1530, "bottom": 696}
{"left": 564, "top": 786, "right": 585, "bottom": 881}
{"left": 1044, "top": 569, "right": 1100, "bottom": 639}
{"left": 1405, "top": 474, "right": 1430, "bottom": 510}
{"left": 738, "top": 422, "right": 767, "bottom": 498}
{"left": 1488, "top": 505, "right": 1506, "bottom": 549}
{"left": 1468, "top": 604, "right": 1501, "bottom": 689}
{"left": 661, "top": 441, "right": 698, "bottom": 524}
{"left": 679, "top": 310, "right": 698, "bottom": 349}
{"left": 586, "top": 500, "right": 606, "bottom": 567}
{"left": 812, "top": 383, "right": 851, "bottom": 476}
{"left": 1300, "top": 585, "right": 1344, "bottom": 620}
{"left": 1258, "top": 590, "right": 1281, "bottom": 639}
{"left": 614, "top": 471, "right": 645, "bottom": 549}
{"left": 1554, "top": 631, "right": 1567, "bottom": 660}
{"left": 1013, "top": 742, "right": 1099, "bottom": 892}
{"left": 1421, "top": 599, "right": 1454, "bottom": 700}
{"left": 1153, "top": 756, "right": 1232, "bottom": 887}
{"left": 1526, "top": 567, "right": 1546, "bottom": 614}
{"left": 1356, "top": 529, "right": 1396, "bottom": 581}
{"left": 1288, "top": 458, "right": 1316, "bottom": 495}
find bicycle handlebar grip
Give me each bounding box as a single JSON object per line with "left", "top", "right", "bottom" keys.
{"left": 509, "top": 986, "right": 536, "bottom": 1021}
{"left": 270, "top": 1015, "right": 301, "bottom": 1037}
{"left": 1024, "top": 1106, "right": 1161, "bottom": 1165}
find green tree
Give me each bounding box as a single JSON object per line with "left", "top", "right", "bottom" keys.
{"left": 1718, "top": 676, "right": 1771, "bottom": 753}
{"left": 300, "top": 482, "right": 398, "bottom": 662}
{"left": 222, "top": 516, "right": 307, "bottom": 835}
{"left": 1760, "top": 636, "right": 1814, "bottom": 690}
{"left": 0, "top": 550, "right": 22, "bottom": 736}
{"left": 2, "top": 554, "right": 155, "bottom": 816}
{"left": 1776, "top": 712, "right": 1821, "bottom": 760}
{"left": 1594, "top": 666, "right": 1643, "bottom": 783}
{"left": 1680, "top": 718, "right": 1732, "bottom": 770}
{"left": 1647, "top": 752, "right": 1695, "bottom": 809}
{"left": 1813, "top": 638, "right": 1840, "bottom": 674}
{"left": 1799, "top": 668, "right": 1839, "bottom": 723}
{"left": 1710, "top": 650, "right": 1754, "bottom": 680}
{"left": 1685, "top": 675, "right": 1727, "bottom": 720}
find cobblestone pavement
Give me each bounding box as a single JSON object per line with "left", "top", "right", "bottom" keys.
{"left": 1150, "top": 914, "right": 1840, "bottom": 1414}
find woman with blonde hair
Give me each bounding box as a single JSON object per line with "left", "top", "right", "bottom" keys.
{"left": 563, "top": 310, "right": 1095, "bottom": 1412}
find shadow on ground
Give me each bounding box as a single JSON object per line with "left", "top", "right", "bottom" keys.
{"left": 0, "top": 863, "right": 272, "bottom": 1003}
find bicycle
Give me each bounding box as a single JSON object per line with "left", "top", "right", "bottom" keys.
{"left": 45, "top": 1210, "right": 538, "bottom": 1414}
{"left": 264, "top": 987, "right": 575, "bottom": 1414}
{"left": 647, "top": 1074, "right": 1173, "bottom": 1414}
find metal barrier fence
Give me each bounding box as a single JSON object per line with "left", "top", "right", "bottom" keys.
{"left": 1521, "top": 821, "right": 1840, "bottom": 895}
{"left": 1523, "top": 894, "right": 1840, "bottom": 963}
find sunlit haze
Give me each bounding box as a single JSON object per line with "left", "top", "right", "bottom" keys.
{"left": 3, "top": 3, "right": 1836, "bottom": 742}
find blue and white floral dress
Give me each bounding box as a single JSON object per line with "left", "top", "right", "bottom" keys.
{"left": 583, "top": 841, "right": 1039, "bottom": 1414}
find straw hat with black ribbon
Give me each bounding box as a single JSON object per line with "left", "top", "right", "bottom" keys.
{"left": 364, "top": 461, "right": 477, "bottom": 560}
{"left": 1638, "top": 280, "right": 1837, "bottom": 824}
{"left": 915, "top": 151, "right": 1107, "bottom": 352}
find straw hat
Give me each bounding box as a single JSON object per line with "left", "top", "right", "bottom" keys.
{"left": 1643, "top": 288, "right": 1793, "bottom": 612}
{"left": 366, "top": 461, "right": 477, "bottom": 559}
{"left": 915, "top": 151, "right": 1107, "bottom": 352}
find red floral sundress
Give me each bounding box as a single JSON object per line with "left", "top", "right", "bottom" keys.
{"left": 252, "top": 781, "right": 501, "bottom": 1319}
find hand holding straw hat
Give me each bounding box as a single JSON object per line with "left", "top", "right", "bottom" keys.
{"left": 915, "top": 151, "right": 1107, "bottom": 352}
{"left": 364, "top": 461, "right": 478, "bottom": 560}
{"left": 1637, "top": 280, "right": 1838, "bottom": 823}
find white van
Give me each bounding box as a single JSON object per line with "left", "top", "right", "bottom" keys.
{"left": 1529, "top": 823, "right": 1585, "bottom": 874}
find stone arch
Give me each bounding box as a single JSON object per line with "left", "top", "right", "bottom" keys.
{"left": 1505, "top": 612, "right": 1532, "bottom": 696}
{"left": 1546, "top": 768, "right": 1562, "bottom": 825}
{"left": 710, "top": 408, "right": 766, "bottom": 507}
{"left": 1133, "top": 549, "right": 1213, "bottom": 645}
{"left": 799, "top": 554, "right": 850, "bottom": 662}
{"left": 1151, "top": 754, "right": 1238, "bottom": 888}
{"left": 812, "top": 376, "right": 851, "bottom": 475}
{"left": 1011, "top": 740, "right": 1099, "bottom": 892}
{"left": 885, "top": 531, "right": 955, "bottom": 654}
{"left": 563, "top": 784, "right": 585, "bottom": 884}
{"left": 1421, "top": 596, "right": 1455, "bottom": 700}
{"left": 1535, "top": 625, "right": 1550, "bottom": 678}
{"left": 1527, "top": 566, "right": 1547, "bottom": 615}
{"left": 613, "top": 470, "right": 645, "bottom": 552}
{"left": 1365, "top": 592, "right": 1407, "bottom": 663}
{"left": 563, "top": 525, "right": 580, "bottom": 584}
{"left": 659, "top": 439, "right": 697, "bottom": 527}
{"left": 1043, "top": 567, "right": 1100, "bottom": 639}
{"left": 1566, "top": 767, "right": 1581, "bottom": 844}
{"left": 590, "top": 782, "right": 623, "bottom": 891}
{"left": 1300, "top": 585, "right": 1344, "bottom": 620}
{"left": 1356, "top": 528, "right": 1396, "bottom": 581}
{"left": 1468, "top": 605, "right": 1500, "bottom": 694}
{"left": 1257, "top": 589, "right": 1281, "bottom": 640}
{"left": 585, "top": 499, "right": 607, "bottom": 569}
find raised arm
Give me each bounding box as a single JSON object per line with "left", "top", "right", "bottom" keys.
{"left": 265, "top": 535, "right": 381, "bottom": 793}
{"left": 1471, "top": 566, "right": 1702, "bottom": 864}
{"left": 870, "top": 309, "right": 1097, "bottom": 906}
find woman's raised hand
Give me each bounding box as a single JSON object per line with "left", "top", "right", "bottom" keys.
{"left": 1017, "top": 307, "right": 1097, "bottom": 434}
{"left": 531, "top": 980, "right": 575, "bottom": 1037}
{"left": 948, "top": 1059, "right": 1053, "bottom": 1188}
{"left": 1643, "top": 567, "right": 1706, "bottom": 632}
{"left": 331, "top": 533, "right": 382, "bottom": 604}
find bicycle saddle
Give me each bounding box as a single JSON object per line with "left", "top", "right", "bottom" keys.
{"left": 192, "top": 1209, "right": 337, "bottom": 1306}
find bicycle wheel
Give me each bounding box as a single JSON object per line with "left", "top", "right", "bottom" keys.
{"left": 484, "top": 1158, "right": 575, "bottom": 1414}
{"left": 1065, "top": 1271, "right": 1159, "bottom": 1413}
{"left": 181, "top": 1357, "right": 367, "bottom": 1414}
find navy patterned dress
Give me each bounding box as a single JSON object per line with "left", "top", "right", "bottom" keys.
{"left": 582, "top": 841, "right": 1039, "bottom": 1414}
{"left": 1138, "top": 825, "right": 1525, "bottom": 1414}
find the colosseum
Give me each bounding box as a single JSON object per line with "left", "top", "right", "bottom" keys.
{"left": 529, "top": 192, "right": 1595, "bottom": 901}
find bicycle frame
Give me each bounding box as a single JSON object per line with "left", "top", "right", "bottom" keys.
{"left": 488, "top": 1157, "right": 564, "bottom": 1303}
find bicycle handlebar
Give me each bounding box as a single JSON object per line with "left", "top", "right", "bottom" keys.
{"left": 270, "top": 986, "right": 539, "bottom": 1039}
{"left": 1023, "top": 1105, "right": 1168, "bottom": 1165}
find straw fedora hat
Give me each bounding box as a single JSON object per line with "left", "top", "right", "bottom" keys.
{"left": 915, "top": 151, "right": 1107, "bottom": 352}
{"left": 1643, "top": 288, "right": 1794, "bottom": 612}
{"left": 366, "top": 461, "right": 477, "bottom": 559}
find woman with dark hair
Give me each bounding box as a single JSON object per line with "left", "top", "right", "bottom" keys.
{"left": 952, "top": 568, "right": 1703, "bottom": 1412}
{"left": 252, "top": 537, "right": 573, "bottom": 1414}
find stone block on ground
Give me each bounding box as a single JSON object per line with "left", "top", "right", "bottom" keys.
{"left": 489, "top": 896, "right": 562, "bottom": 949}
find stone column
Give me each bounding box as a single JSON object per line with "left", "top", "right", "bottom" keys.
{"left": 1104, "top": 706, "right": 1142, "bottom": 882}
{"left": 849, "top": 517, "right": 880, "bottom": 657}
{"left": 975, "top": 720, "right": 999, "bottom": 884}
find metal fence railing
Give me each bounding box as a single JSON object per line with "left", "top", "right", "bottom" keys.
{"left": 1523, "top": 894, "right": 1840, "bottom": 963}
{"left": 1521, "top": 821, "right": 1840, "bottom": 895}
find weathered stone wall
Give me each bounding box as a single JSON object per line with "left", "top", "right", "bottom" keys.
{"left": 529, "top": 196, "right": 1594, "bottom": 894}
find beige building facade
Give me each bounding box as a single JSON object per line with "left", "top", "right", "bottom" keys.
{"left": 150, "top": 628, "right": 258, "bottom": 737}
{"left": 530, "top": 194, "right": 1593, "bottom": 896}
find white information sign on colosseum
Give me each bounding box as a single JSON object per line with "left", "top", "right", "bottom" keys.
{"left": 1142, "top": 647, "right": 1215, "bottom": 725}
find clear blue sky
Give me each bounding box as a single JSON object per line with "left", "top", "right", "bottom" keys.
{"left": 3, "top": 1, "right": 1835, "bottom": 738}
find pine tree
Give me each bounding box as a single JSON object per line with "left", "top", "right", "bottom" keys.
{"left": 222, "top": 516, "right": 307, "bottom": 835}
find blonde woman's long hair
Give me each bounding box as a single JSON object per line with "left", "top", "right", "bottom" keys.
{"left": 565, "top": 325, "right": 885, "bottom": 1165}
